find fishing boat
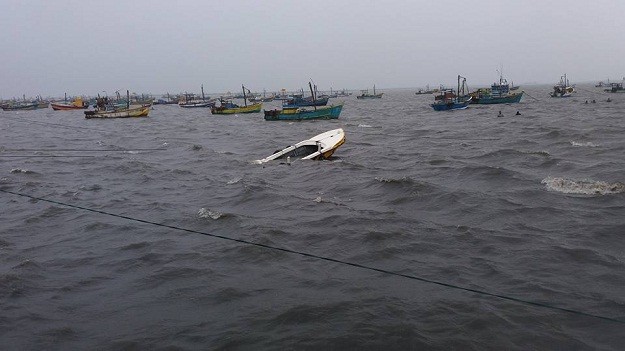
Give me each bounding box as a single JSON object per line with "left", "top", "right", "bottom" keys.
{"left": 336, "top": 89, "right": 351, "bottom": 97}
{"left": 431, "top": 75, "right": 472, "bottom": 111}
{"left": 595, "top": 79, "right": 609, "bottom": 88}
{"left": 264, "top": 104, "right": 343, "bottom": 121}
{"left": 282, "top": 94, "right": 328, "bottom": 108}
{"left": 179, "top": 85, "right": 214, "bottom": 108}
{"left": 415, "top": 85, "right": 437, "bottom": 95}
{"left": 51, "top": 94, "right": 89, "bottom": 110}
{"left": 255, "top": 128, "right": 345, "bottom": 163}
{"left": 84, "top": 90, "right": 150, "bottom": 119}
{"left": 550, "top": 74, "right": 575, "bottom": 97}
{"left": 282, "top": 82, "right": 329, "bottom": 108}
{"left": 212, "top": 100, "right": 262, "bottom": 114}
{"left": 356, "top": 85, "right": 383, "bottom": 99}
{"left": 35, "top": 97, "right": 49, "bottom": 109}
{"left": 154, "top": 93, "right": 180, "bottom": 105}
{"left": 469, "top": 72, "right": 524, "bottom": 104}
{"left": 212, "top": 85, "right": 262, "bottom": 114}
{"left": 604, "top": 79, "right": 625, "bottom": 93}
{"left": 274, "top": 89, "right": 291, "bottom": 101}
{"left": 85, "top": 105, "right": 149, "bottom": 119}
{"left": 249, "top": 89, "right": 275, "bottom": 103}
{"left": 265, "top": 82, "right": 342, "bottom": 120}
{"left": 1, "top": 101, "right": 39, "bottom": 111}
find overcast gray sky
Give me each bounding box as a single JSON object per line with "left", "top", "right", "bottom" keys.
{"left": 1, "top": 0, "right": 623, "bottom": 98}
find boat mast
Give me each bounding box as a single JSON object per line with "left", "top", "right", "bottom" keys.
{"left": 126, "top": 90, "right": 130, "bottom": 109}
{"left": 201, "top": 84, "right": 205, "bottom": 102}
{"left": 309, "top": 82, "right": 317, "bottom": 111}
{"left": 242, "top": 85, "right": 247, "bottom": 107}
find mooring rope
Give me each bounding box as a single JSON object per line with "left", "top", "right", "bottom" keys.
{"left": 0, "top": 188, "right": 623, "bottom": 325}
{"left": 522, "top": 91, "right": 542, "bottom": 101}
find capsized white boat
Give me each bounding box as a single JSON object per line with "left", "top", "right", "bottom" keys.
{"left": 255, "top": 128, "right": 345, "bottom": 164}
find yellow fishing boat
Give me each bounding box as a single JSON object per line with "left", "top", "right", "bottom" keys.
{"left": 85, "top": 90, "right": 150, "bottom": 119}
{"left": 211, "top": 85, "right": 262, "bottom": 115}
{"left": 84, "top": 105, "right": 149, "bottom": 119}
{"left": 211, "top": 102, "right": 262, "bottom": 114}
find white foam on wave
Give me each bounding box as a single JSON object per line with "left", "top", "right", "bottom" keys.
{"left": 358, "top": 124, "right": 373, "bottom": 128}
{"left": 198, "top": 208, "right": 223, "bottom": 220}
{"left": 227, "top": 177, "right": 242, "bottom": 185}
{"left": 570, "top": 141, "right": 599, "bottom": 147}
{"left": 542, "top": 177, "right": 625, "bottom": 195}
{"left": 10, "top": 168, "right": 31, "bottom": 174}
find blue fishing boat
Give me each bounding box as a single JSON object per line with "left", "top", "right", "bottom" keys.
{"left": 1, "top": 101, "right": 39, "bottom": 111}
{"left": 264, "top": 103, "right": 343, "bottom": 121}
{"left": 282, "top": 82, "right": 328, "bottom": 108}
{"left": 266, "top": 82, "right": 341, "bottom": 120}
{"left": 282, "top": 94, "right": 329, "bottom": 108}
{"left": 431, "top": 75, "right": 471, "bottom": 111}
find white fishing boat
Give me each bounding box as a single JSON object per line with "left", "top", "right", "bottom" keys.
{"left": 550, "top": 74, "right": 575, "bottom": 97}
{"left": 255, "top": 128, "right": 345, "bottom": 164}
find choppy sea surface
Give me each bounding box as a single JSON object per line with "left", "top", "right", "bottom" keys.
{"left": 1, "top": 85, "right": 624, "bottom": 350}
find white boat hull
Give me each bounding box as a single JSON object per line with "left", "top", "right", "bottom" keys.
{"left": 255, "top": 128, "right": 345, "bottom": 164}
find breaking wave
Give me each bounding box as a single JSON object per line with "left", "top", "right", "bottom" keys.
{"left": 542, "top": 177, "right": 625, "bottom": 195}
{"left": 570, "top": 141, "right": 599, "bottom": 147}
{"left": 10, "top": 168, "right": 37, "bottom": 175}
{"left": 374, "top": 176, "right": 414, "bottom": 184}
{"left": 227, "top": 177, "right": 242, "bottom": 185}
{"left": 198, "top": 208, "right": 224, "bottom": 220}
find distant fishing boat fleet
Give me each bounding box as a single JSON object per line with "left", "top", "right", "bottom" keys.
{"left": 2, "top": 73, "right": 622, "bottom": 117}
{"left": 415, "top": 72, "right": 620, "bottom": 111}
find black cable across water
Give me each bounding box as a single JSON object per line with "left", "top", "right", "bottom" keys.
{"left": 0, "top": 188, "right": 623, "bottom": 325}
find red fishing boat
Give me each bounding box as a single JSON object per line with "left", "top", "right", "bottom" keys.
{"left": 51, "top": 94, "right": 89, "bottom": 110}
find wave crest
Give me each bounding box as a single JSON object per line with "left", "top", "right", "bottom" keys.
{"left": 198, "top": 208, "right": 224, "bottom": 220}
{"left": 10, "top": 168, "right": 37, "bottom": 174}
{"left": 374, "top": 176, "right": 414, "bottom": 184}
{"left": 227, "top": 177, "right": 242, "bottom": 185}
{"left": 542, "top": 177, "right": 625, "bottom": 195}
{"left": 570, "top": 141, "right": 599, "bottom": 147}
